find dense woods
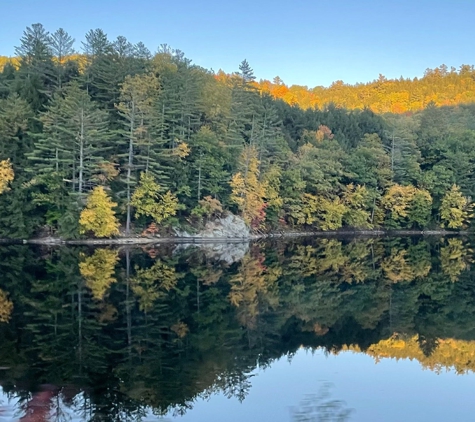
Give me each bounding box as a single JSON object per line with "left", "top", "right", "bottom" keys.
{"left": 257, "top": 65, "right": 475, "bottom": 113}
{"left": 1, "top": 24, "right": 475, "bottom": 239}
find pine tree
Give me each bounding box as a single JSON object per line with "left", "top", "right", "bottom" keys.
{"left": 0, "top": 94, "right": 33, "bottom": 163}
{"left": 190, "top": 126, "right": 230, "bottom": 202}
{"left": 225, "top": 60, "right": 263, "bottom": 166}
{"left": 14, "top": 23, "right": 56, "bottom": 109}
{"left": 28, "top": 81, "right": 111, "bottom": 197}
{"left": 81, "top": 28, "right": 112, "bottom": 99}
{"left": 116, "top": 73, "right": 161, "bottom": 233}
{"left": 49, "top": 28, "right": 76, "bottom": 89}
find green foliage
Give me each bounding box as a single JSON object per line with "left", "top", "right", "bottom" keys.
{"left": 346, "top": 133, "right": 391, "bottom": 190}
{"left": 342, "top": 184, "right": 372, "bottom": 229}
{"left": 131, "top": 259, "right": 179, "bottom": 312}
{"left": 131, "top": 172, "right": 179, "bottom": 225}
{"left": 301, "top": 194, "right": 347, "bottom": 230}
{"left": 0, "top": 24, "right": 474, "bottom": 237}
{"left": 381, "top": 184, "right": 432, "bottom": 229}
{"left": 440, "top": 185, "right": 473, "bottom": 229}
{"left": 407, "top": 189, "right": 433, "bottom": 228}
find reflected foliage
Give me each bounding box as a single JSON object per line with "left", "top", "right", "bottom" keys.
{"left": 1, "top": 237, "right": 475, "bottom": 418}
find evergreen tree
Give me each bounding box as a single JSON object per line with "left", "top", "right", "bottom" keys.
{"left": 14, "top": 23, "right": 56, "bottom": 109}
{"left": 116, "top": 73, "right": 161, "bottom": 233}
{"left": 49, "top": 28, "right": 76, "bottom": 89}
{"left": 28, "top": 81, "right": 111, "bottom": 197}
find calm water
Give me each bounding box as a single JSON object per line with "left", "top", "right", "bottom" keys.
{"left": 0, "top": 237, "right": 475, "bottom": 421}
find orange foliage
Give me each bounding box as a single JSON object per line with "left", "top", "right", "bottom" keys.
{"left": 216, "top": 64, "right": 475, "bottom": 114}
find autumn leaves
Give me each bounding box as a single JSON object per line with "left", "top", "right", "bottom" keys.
{"left": 0, "top": 159, "right": 14, "bottom": 195}
{"left": 78, "top": 173, "right": 180, "bottom": 238}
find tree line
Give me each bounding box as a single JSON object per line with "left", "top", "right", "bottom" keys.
{"left": 0, "top": 24, "right": 474, "bottom": 239}
{"left": 256, "top": 65, "right": 475, "bottom": 113}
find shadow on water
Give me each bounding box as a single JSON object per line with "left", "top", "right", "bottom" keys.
{"left": 0, "top": 236, "right": 474, "bottom": 419}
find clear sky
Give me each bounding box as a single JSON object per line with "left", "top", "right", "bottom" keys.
{"left": 0, "top": 0, "right": 474, "bottom": 87}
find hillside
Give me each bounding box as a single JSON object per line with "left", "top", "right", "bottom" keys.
{"left": 1, "top": 24, "right": 475, "bottom": 239}
{"left": 257, "top": 65, "right": 475, "bottom": 113}
{"left": 4, "top": 54, "right": 475, "bottom": 114}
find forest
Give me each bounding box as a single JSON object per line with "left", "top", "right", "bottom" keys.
{"left": 257, "top": 64, "right": 475, "bottom": 113}
{"left": 1, "top": 24, "right": 475, "bottom": 239}
{"left": 0, "top": 236, "right": 474, "bottom": 418}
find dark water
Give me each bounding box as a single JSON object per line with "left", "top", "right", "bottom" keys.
{"left": 1, "top": 236, "right": 475, "bottom": 421}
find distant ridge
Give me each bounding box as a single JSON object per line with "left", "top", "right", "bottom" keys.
{"left": 3, "top": 54, "right": 474, "bottom": 114}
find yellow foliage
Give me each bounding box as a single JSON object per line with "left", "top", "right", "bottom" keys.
{"left": 230, "top": 146, "right": 268, "bottom": 227}
{"left": 192, "top": 196, "right": 224, "bottom": 219}
{"left": 171, "top": 321, "right": 189, "bottom": 338}
{"left": 382, "top": 184, "right": 416, "bottom": 220}
{"left": 301, "top": 194, "right": 347, "bottom": 230}
{"left": 131, "top": 172, "right": 179, "bottom": 224}
{"left": 256, "top": 65, "right": 475, "bottom": 114}
{"left": 96, "top": 161, "right": 120, "bottom": 184}
{"left": 79, "top": 186, "right": 120, "bottom": 238}
{"left": 1, "top": 55, "right": 86, "bottom": 72}
{"left": 79, "top": 249, "right": 119, "bottom": 300}
{"left": 0, "top": 159, "right": 14, "bottom": 194}
{"left": 174, "top": 141, "right": 191, "bottom": 158}
{"left": 228, "top": 251, "right": 275, "bottom": 329}
{"left": 440, "top": 185, "right": 473, "bottom": 229}
{"left": 118, "top": 73, "right": 160, "bottom": 115}
{"left": 440, "top": 238, "right": 472, "bottom": 282}
{"left": 262, "top": 165, "right": 283, "bottom": 209}
{"left": 0, "top": 56, "right": 20, "bottom": 71}
{"left": 381, "top": 249, "right": 414, "bottom": 282}
{"left": 132, "top": 260, "right": 179, "bottom": 312}
{"left": 116, "top": 73, "right": 160, "bottom": 148}
{"left": 363, "top": 335, "right": 475, "bottom": 375}
{"left": 0, "top": 288, "right": 13, "bottom": 323}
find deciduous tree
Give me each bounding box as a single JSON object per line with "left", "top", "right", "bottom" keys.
{"left": 79, "top": 186, "right": 119, "bottom": 237}
{"left": 440, "top": 185, "right": 473, "bottom": 229}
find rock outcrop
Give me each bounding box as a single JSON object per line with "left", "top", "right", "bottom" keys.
{"left": 174, "top": 214, "right": 250, "bottom": 239}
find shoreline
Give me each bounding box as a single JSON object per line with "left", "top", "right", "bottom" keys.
{"left": 0, "top": 229, "right": 468, "bottom": 246}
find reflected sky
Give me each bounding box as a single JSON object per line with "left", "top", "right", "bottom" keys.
{"left": 167, "top": 349, "right": 475, "bottom": 422}
{"left": 1, "top": 238, "right": 475, "bottom": 421}
{"left": 1, "top": 344, "right": 475, "bottom": 421}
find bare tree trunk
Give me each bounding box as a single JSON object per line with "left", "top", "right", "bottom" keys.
{"left": 126, "top": 249, "right": 132, "bottom": 360}
{"left": 78, "top": 108, "right": 84, "bottom": 194}
{"left": 126, "top": 103, "right": 135, "bottom": 235}
{"left": 197, "top": 151, "right": 202, "bottom": 201}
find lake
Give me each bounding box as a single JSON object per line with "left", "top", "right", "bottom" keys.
{"left": 1, "top": 236, "right": 475, "bottom": 421}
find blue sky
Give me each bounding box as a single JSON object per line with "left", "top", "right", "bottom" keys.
{"left": 0, "top": 0, "right": 473, "bottom": 87}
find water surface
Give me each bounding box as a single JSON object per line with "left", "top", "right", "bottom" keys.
{"left": 0, "top": 236, "right": 474, "bottom": 421}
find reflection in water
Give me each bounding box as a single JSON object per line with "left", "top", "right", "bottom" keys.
{"left": 291, "top": 383, "right": 353, "bottom": 422}
{"left": 0, "top": 236, "right": 474, "bottom": 419}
